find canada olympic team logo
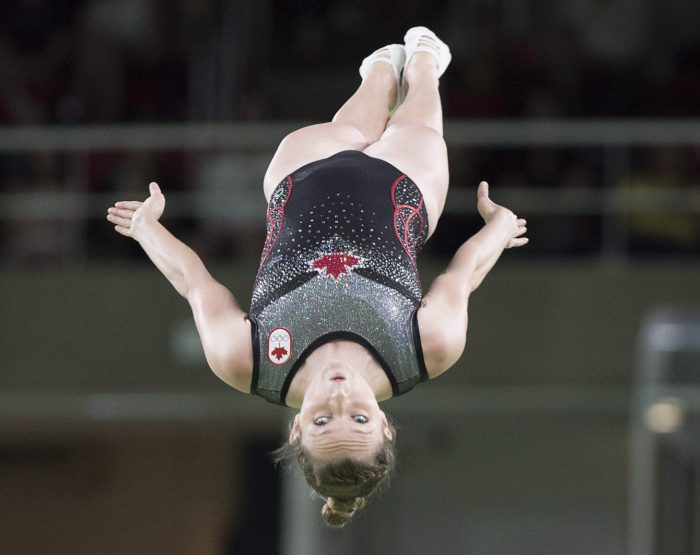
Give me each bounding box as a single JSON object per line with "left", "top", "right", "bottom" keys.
{"left": 267, "top": 327, "right": 292, "bottom": 365}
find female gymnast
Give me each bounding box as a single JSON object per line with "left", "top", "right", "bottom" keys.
{"left": 106, "top": 27, "right": 527, "bottom": 527}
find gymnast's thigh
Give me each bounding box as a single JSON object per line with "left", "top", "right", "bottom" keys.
{"left": 363, "top": 123, "right": 449, "bottom": 238}
{"left": 263, "top": 122, "right": 370, "bottom": 201}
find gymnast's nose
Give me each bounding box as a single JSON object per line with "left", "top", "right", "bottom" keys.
{"left": 329, "top": 387, "right": 349, "bottom": 403}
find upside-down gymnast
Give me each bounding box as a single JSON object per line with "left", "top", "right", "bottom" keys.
{"left": 106, "top": 27, "right": 528, "bottom": 527}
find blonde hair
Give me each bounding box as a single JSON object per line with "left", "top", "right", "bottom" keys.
{"left": 274, "top": 420, "right": 397, "bottom": 527}
{"left": 322, "top": 496, "right": 366, "bottom": 526}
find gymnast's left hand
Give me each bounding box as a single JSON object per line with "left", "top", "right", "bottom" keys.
{"left": 106, "top": 182, "right": 165, "bottom": 242}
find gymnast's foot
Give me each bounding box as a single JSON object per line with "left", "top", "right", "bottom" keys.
{"left": 402, "top": 26, "right": 451, "bottom": 96}
{"left": 359, "top": 44, "right": 406, "bottom": 110}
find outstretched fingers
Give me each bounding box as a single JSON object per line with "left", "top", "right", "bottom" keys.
{"left": 476, "top": 181, "right": 529, "bottom": 248}
{"left": 108, "top": 207, "right": 134, "bottom": 219}
{"left": 107, "top": 201, "right": 140, "bottom": 236}
{"left": 508, "top": 237, "right": 529, "bottom": 248}
{"left": 115, "top": 201, "right": 143, "bottom": 210}
{"left": 107, "top": 183, "right": 164, "bottom": 240}
{"left": 107, "top": 213, "right": 132, "bottom": 227}
{"left": 106, "top": 212, "right": 133, "bottom": 236}
{"left": 113, "top": 224, "right": 132, "bottom": 237}
{"left": 507, "top": 217, "right": 528, "bottom": 248}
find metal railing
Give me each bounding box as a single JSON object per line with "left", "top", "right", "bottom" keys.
{"left": 1, "top": 119, "right": 698, "bottom": 259}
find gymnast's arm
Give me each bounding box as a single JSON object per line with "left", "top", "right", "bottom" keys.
{"left": 107, "top": 182, "right": 253, "bottom": 393}
{"left": 417, "top": 182, "right": 528, "bottom": 379}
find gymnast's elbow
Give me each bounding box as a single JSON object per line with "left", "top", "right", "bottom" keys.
{"left": 205, "top": 351, "right": 253, "bottom": 394}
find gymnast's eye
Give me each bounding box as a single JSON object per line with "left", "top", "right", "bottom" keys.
{"left": 314, "top": 416, "right": 330, "bottom": 426}
{"left": 353, "top": 415, "right": 369, "bottom": 424}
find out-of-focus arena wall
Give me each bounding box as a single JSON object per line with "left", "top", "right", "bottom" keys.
{"left": 0, "top": 260, "right": 698, "bottom": 554}
{"left": 1, "top": 260, "right": 699, "bottom": 393}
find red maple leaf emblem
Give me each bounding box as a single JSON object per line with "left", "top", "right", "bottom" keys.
{"left": 311, "top": 252, "right": 362, "bottom": 279}
{"left": 270, "top": 346, "right": 288, "bottom": 360}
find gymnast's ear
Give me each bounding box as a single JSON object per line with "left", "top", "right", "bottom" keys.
{"left": 289, "top": 414, "right": 301, "bottom": 445}
{"left": 380, "top": 411, "right": 393, "bottom": 441}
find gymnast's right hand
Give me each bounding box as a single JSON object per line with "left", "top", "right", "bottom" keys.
{"left": 107, "top": 182, "right": 165, "bottom": 241}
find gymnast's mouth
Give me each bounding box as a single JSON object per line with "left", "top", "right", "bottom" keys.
{"left": 330, "top": 374, "right": 346, "bottom": 381}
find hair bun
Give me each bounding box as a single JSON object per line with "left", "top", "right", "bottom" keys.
{"left": 321, "top": 497, "right": 366, "bottom": 527}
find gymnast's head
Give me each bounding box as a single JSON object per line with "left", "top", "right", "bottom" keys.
{"left": 275, "top": 363, "right": 396, "bottom": 527}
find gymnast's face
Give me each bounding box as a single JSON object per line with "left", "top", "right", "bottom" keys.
{"left": 289, "top": 364, "right": 393, "bottom": 462}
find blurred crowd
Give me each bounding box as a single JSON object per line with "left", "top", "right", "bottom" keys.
{"left": 2, "top": 0, "right": 699, "bottom": 124}
{"left": 0, "top": 0, "right": 698, "bottom": 263}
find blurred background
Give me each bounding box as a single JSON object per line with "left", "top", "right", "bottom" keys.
{"left": 0, "top": 0, "right": 699, "bottom": 554}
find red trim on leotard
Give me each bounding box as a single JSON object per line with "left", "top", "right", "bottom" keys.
{"left": 258, "top": 176, "right": 294, "bottom": 275}
{"left": 390, "top": 174, "right": 425, "bottom": 272}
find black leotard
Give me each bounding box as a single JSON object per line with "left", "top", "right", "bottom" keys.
{"left": 249, "top": 150, "right": 429, "bottom": 406}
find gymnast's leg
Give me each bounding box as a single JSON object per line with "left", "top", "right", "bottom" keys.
{"left": 263, "top": 57, "right": 397, "bottom": 199}
{"left": 365, "top": 48, "right": 449, "bottom": 238}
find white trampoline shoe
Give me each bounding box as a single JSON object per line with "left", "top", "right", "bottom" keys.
{"left": 402, "top": 26, "right": 451, "bottom": 95}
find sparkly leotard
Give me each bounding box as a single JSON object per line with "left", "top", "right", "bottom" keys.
{"left": 249, "top": 150, "right": 429, "bottom": 406}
